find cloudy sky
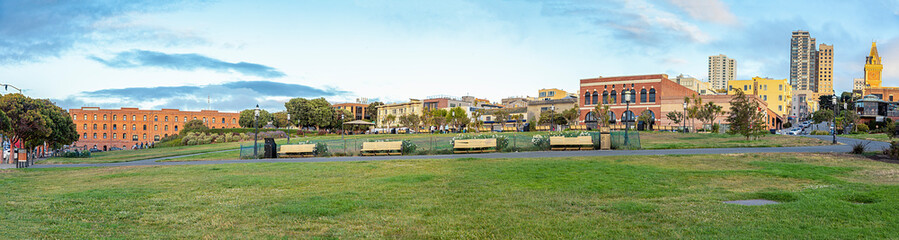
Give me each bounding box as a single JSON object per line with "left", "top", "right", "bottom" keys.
{"left": 2, "top": 0, "right": 899, "bottom": 112}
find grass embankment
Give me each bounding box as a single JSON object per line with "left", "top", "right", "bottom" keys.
{"left": 43, "top": 139, "right": 283, "bottom": 164}
{"left": 842, "top": 133, "right": 891, "bottom": 142}
{"left": 3, "top": 153, "right": 898, "bottom": 238}
{"left": 640, "top": 132, "right": 829, "bottom": 149}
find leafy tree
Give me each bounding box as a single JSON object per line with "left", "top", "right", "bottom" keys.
{"left": 666, "top": 111, "right": 683, "bottom": 126}
{"left": 697, "top": 102, "right": 724, "bottom": 130}
{"left": 561, "top": 107, "right": 579, "bottom": 127}
{"left": 180, "top": 119, "right": 208, "bottom": 135}
{"left": 726, "top": 89, "right": 767, "bottom": 140}
{"left": 285, "top": 97, "right": 334, "bottom": 130}
{"left": 238, "top": 109, "right": 271, "bottom": 128}
{"left": 272, "top": 111, "right": 289, "bottom": 128}
{"left": 385, "top": 114, "right": 396, "bottom": 128}
{"left": 469, "top": 109, "right": 484, "bottom": 131}
{"left": 0, "top": 94, "right": 50, "bottom": 152}
{"left": 430, "top": 109, "right": 448, "bottom": 130}
{"left": 407, "top": 113, "right": 421, "bottom": 131}
{"left": 811, "top": 109, "right": 834, "bottom": 124}
{"left": 839, "top": 110, "right": 859, "bottom": 132}
{"left": 446, "top": 107, "right": 468, "bottom": 131}
{"left": 592, "top": 99, "right": 611, "bottom": 127}
{"left": 538, "top": 110, "right": 567, "bottom": 126}
{"left": 34, "top": 99, "right": 78, "bottom": 149}
{"left": 511, "top": 114, "right": 523, "bottom": 131}
{"left": 491, "top": 109, "right": 508, "bottom": 129}
{"left": 818, "top": 95, "right": 835, "bottom": 112}
{"left": 637, "top": 109, "right": 654, "bottom": 130}
{"left": 366, "top": 102, "right": 384, "bottom": 121}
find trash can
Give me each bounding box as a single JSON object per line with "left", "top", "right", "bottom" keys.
{"left": 264, "top": 138, "right": 277, "bottom": 158}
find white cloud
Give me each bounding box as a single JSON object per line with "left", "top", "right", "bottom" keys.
{"left": 666, "top": 0, "right": 738, "bottom": 25}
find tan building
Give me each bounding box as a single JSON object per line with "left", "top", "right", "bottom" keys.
{"left": 791, "top": 30, "right": 818, "bottom": 91}
{"left": 527, "top": 98, "right": 578, "bottom": 125}
{"left": 673, "top": 74, "right": 718, "bottom": 95}
{"left": 501, "top": 96, "right": 530, "bottom": 108}
{"left": 817, "top": 44, "right": 834, "bottom": 94}
{"left": 729, "top": 77, "right": 792, "bottom": 117}
{"left": 70, "top": 107, "right": 240, "bottom": 151}
{"left": 854, "top": 78, "right": 866, "bottom": 96}
{"left": 659, "top": 94, "right": 783, "bottom": 131}
{"left": 375, "top": 99, "right": 423, "bottom": 128}
{"left": 708, "top": 54, "right": 736, "bottom": 91}
{"left": 537, "top": 88, "right": 574, "bottom": 100}
{"left": 332, "top": 103, "right": 368, "bottom": 120}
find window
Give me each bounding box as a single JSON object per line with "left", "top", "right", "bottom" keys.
{"left": 165, "top": 116, "right": 168, "bottom": 122}
{"left": 132, "top": 135, "right": 138, "bottom": 141}
{"left": 584, "top": 92, "right": 591, "bottom": 105}
{"left": 143, "top": 125, "right": 147, "bottom": 130}
{"left": 174, "top": 116, "right": 178, "bottom": 122}
{"left": 122, "top": 133, "right": 126, "bottom": 139}
{"left": 778, "top": 105, "right": 783, "bottom": 111}
{"left": 112, "top": 133, "right": 116, "bottom": 139}
{"left": 763, "top": 95, "right": 767, "bottom": 101}
{"left": 610, "top": 90, "right": 617, "bottom": 104}
{"left": 143, "top": 115, "right": 147, "bottom": 121}
{"left": 648, "top": 89, "right": 656, "bottom": 103}
{"left": 132, "top": 124, "right": 136, "bottom": 130}
{"left": 779, "top": 85, "right": 783, "bottom": 91}
{"left": 93, "top": 133, "right": 97, "bottom": 139}
{"left": 591, "top": 91, "right": 598, "bottom": 105}
{"left": 175, "top": 125, "right": 179, "bottom": 131}
{"left": 154, "top": 125, "right": 158, "bottom": 131}
{"left": 93, "top": 114, "right": 97, "bottom": 120}
{"left": 121, "top": 115, "right": 125, "bottom": 121}
{"left": 103, "top": 124, "right": 107, "bottom": 130}
{"left": 743, "top": 85, "right": 748, "bottom": 91}
{"left": 113, "top": 115, "right": 117, "bottom": 121}
{"left": 154, "top": 115, "right": 158, "bottom": 121}
{"left": 83, "top": 133, "right": 87, "bottom": 139}
{"left": 103, "top": 114, "right": 107, "bottom": 120}
{"left": 132, "top": 115, "right": 136, "bottom": 121}
{"left": 154, "top": 135, "right": 160, "bottom": 141}
{"left": 83, "top": 124, "right": 87, "bottom": 130}
{"left": 143, "top": 134, "right": 147, "bottom": 140}
{"left": 203, "top": 117, "right": 207, "bottom": 123}
{"left": 165, "top": 125, "right": 168, "bottom": 131}
{"left": 93, "top": 124, "right": 97, "bottom": 130}
{"left": 83, "top": 114, "right": 87, "bottom": 120}
{"left": 212, "top": 118, "right": 216, "bottom": 124}
{"left": 640, "top": 89, "right": 647, "bottom": 103}
{"left": 222, "top": 118, "right": 225, "bottom": 124}
{"left": 184, "top": 117, "right": 187, "bottom": 122}
{"left": 602, "top": 91, "right": 609, "bottom": 104}
{"left": 113, "top": 124, "right": 117, "bottom": 130}
{"left": 232, "top": 118, "right": 236, "bottom": 124}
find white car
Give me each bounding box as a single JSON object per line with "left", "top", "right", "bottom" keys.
{"left": 789, "top": 128, "right": 802, "bottom": 135}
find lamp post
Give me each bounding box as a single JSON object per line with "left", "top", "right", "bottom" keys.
{"left": 451, "top": 111, "right": 456, "bottom": 133}
{"left": 551, "top": 104, "right": 556, "bottom": 132}
{"left": 253, "top": 105, "right": 260, "bottom": 158}
{"left": 624, "top": 91, "right": 631, "bottom": 146}
{"left": 682, "top": 101, "right": 688, "bottom": 133}
{"left": 286, "top": 113, "right": 291, "bottom": 144}
{"left": 832, "top": 96, "right": 837, "bottom": 144}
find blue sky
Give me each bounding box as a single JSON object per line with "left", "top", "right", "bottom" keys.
{"left": 2, "top": 0, "right": 898, "bottom": 112}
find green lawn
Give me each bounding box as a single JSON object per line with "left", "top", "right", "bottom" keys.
{"left": 640, "top": 132, "right": 830, "bottom": 149}
{"left": 842, "top": 133, "right": 891, "bottom": 142}
{"left": 3, "top": 153, "right": 897, "bottom": 238}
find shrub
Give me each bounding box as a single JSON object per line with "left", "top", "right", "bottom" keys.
{"left": 711, "top": 123, "right": 720, "bottom": 133}
{"left": 531, "top": 135, "right": 550, "bottom": 150}
{"left": 782, "top": 122, "right": 792, "bottom": 129}
{"left": 810, "top": 130, "right": 829, "bottom": 135}
{"left": 314, "top": 142, "right": 330, "bottom": 157}
{"left": 401, "top": 140, "right": 417, "bottom": 154}
{"left": 181, "top": 137, "right": 191, "bottom": 145}
{"left": 187, "top": 139, "right": 198, "bottom": 145}
{"left": 855, "top": 124, "right": 869, "bottom": 133}
{"left": 883, "top": 141, "right": 899, "bottom": 159}
{"left": 851, "top": 141, "right": 869, "bottom": 154}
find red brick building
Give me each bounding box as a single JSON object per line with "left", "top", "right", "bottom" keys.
{"left": 69, "top": 107, "right": 239, "bottom": 151}
{"left": 579, "top": 74, "right": 697, "bottom": 125}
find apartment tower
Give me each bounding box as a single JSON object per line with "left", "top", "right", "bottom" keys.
{"left": 708, "top": 54, "right": 736, "bottom": 91}
{"left": 816, "top": 44, "right": 834, "bottom": 94}
{"left": 790, "top": 30, "right": 818, "bottom": 91}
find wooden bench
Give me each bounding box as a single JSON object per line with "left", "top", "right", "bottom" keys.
{"left": 569, "top": 125, "right": 588, "bottom": 131}
{"left": 597, "top": 126, "right": 611, "bottom": 133}
{"left": 453, "top": 138, "right": 497, "bottom": 154}
{"left": 361, "top": 141, "right": 403, "bottom": 156}
{"left": 502, "top": 126, "right": 517, "bottom": 132}
{"left": 477, "top": 127, "right": 491, "bottom": 132}
{"left": 417, "top": 129, "right": 430, "bottom": 133}
{"left": 278, "top": 144, "right": 315, "bottom": 158}
{"left": 535, "top": 126, "right": 551, "bottom": 131}
{"left": 550, "top": 136, "right": 594, "bottom": 151}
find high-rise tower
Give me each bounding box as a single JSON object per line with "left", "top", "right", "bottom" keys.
{"left": 708, "top": 54, "right": 736, "bottom": 91}
{"left": 790, "top": 30, "right": 818, "bottom": 91}
{"left": 865, "top": 42, "right": 883, "bottom": 88}
{"left": 816, "top": 44, "right": 833, "bottom": 94}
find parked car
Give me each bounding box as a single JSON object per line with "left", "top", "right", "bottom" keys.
{"left": 788, "top": 128, "right": 802, "bottom": 135}
{"left": 109, "top": 147, "right": 124, "bottom": 151}
{"left": 89, "top": 148, "right": 102, "bottom": 153}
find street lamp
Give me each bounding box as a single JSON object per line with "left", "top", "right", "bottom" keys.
{"left": 286, "top": 113, "right": 291, "bottom": 144}
{"left": 682, "top": 101, "right": 688, "bottom": 133}
{"left": 624, "top": 91, "right": 632, "bottom": 146}
{"left": 254, "top": 105, "right": 260, "bottom": 158}
{"left": 551, "top": 104, "right": 556, "bottom": 131}
{"left": 832, "top": 96, "right": 837, "bottom": 144}
{"left": 451, "top": 111, "right": 456, "bottom": 133}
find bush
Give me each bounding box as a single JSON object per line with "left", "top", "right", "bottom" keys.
{"left": 64, "top": 150, "right": 91, "bottom": 158}
{"left": 782, "top": 122, "right": 792, "bottom": 129}
{"left": 883, "top": 141, "right": 899, "bottom": 159}
{"left": 855, "top": 124, "right": 869, "bottom": 133}
{"left": 314, "top": 142, "right": 330, "bottom": 157}
{"left": 401, "top": 140, "right": 417, "bottom": 154}
{"left": 531, "top": 135, "right": 550, "bottom": 150}
{"left": 810, "top": 130, "right": 829, "bottom": 135}
{"left": 711, "top": 123, "right": 720, "bottom": 133}
{"left": 852, "top": 141, "right": 869, "bottom": 154}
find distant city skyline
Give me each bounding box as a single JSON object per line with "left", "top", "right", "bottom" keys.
{"left": 2, "top": 0, "right": 899, "bottom": 111}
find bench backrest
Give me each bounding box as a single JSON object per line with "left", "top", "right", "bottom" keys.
{"left": 281, "top": 144, "right": 315, "bottom": 153}
{"left": 549, "top": 136, "right": 593, "bottom": 145}
{"left": 454, "top": 138, "right": 497, "bottom": 149}
{"left": 362, "top": 141, "right": 403, "bottom": 151}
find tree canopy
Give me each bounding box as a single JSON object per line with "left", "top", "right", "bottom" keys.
{"left": 179, "top": 119, "right": 208, "bottom": 135}
{"left": 0, "top": 93, "right": 78, "bottom": 150}
{"left": 238, "top": 108, "right": 272, "bottom": 128}
{"left": 726, "top": 89, "right": 768, "bottom": 140}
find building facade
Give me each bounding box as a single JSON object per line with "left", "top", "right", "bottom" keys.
{"left": 375, "top": 99, "right": 423, "bottom": 128}
{"left": 423, "top": 96, "right": 472, "bottom": 110}
{"left": 674, "top": 74, "right": 718, "bottom": 95}
{"left": 728, "top": 77, "right": 793, "bottom": 117}
{"left": 659, "top": 94, "right": 782, "bottom": 130}
{"left": 501, "top": 96, "right": 530, "bottom": 108}
{"left": 332, "top": 103, "right": 368, "bottom": 120}
{"left": 791, "top": 30, "right": 818, "bottom": 92}
{"left": 817, "top": 44, "right": 834, "bottom": 94}
{"left": 854, "top": 78, "right": 866, "bottom": 96}
{"left": 708, "top": 54, "right": 736, "bottom": 91}
{"left": 578, "top": 74, "right": 696, "bottom": 126}
{"left": 537, "top": 88, "right": 573, "bottom": 100}
{"left": 70, "top": 107, "right": 239, "bottom": 151}
{"left": 527, "top": 98, "right": 578, "bottom": 125}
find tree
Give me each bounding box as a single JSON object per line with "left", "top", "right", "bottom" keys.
{"left": 430, "top": 109, "right": 448, "bottom": 130}
{"left": 470, "top": 109, "right": 484, "bottom": 131}
{"left": 697, "top": 102, "right": 723, "bottom": 130}
{"left": 687, "top": 95, "right": 703, "bottom": 130}
{"left": 726, "top": 89, "right": 767, "bottom": 140}
{"left": 666, "top": 111, "right": 683, "bottom": 126}
{"left": 272, "top": 111, "right": 289, "bottom": 128}
{"left": 592, "top": 99, "right": 611, "bottom": 128}
{"left": 385, "top": 114, "right": 396, "bottom": 128}
{"left": 561, "top": 107, "right": 579, "bottom": 127}
{"left": 34, "top": 99, "right": 78, "bottom": 149}
{"left": 238, "top": 109, "right": 271, "bottom": 128}
{"left": 398, "top": 115, "right": 412, "bottom": 129}
{"left": 285, "top": 97, "right": 334, "bottom": 130}
{"left": 0, "top": 94, "right": 78, "bottom": 156}
{"left": 366, "top": 102, "right": 384, "bottom": 121}
{"left": 446, "top": 107, "right": 468, "bottom": 131}
{"left": 839, "top": 110, "right": 858, "bottom": 132}
{"left": 511, "top": 114, "right": 523, "bottom": 131}
{"left": 180, "top": 119, "right": 208, "bottom": 135}
{"left": 811, "top": 109, "right": 834, "bottom": 124}
{"left": 407, "top": 113, "right": 421, "bottom": 131}
{"left": 492, "top": 109, "right": 508, "bottom": 129}
{"left": 539, "top": 110, "right": 566, "bottom": 126}
{"left": 818, "top": 95, "right": 835, "bottom": 111}
{"left": 637, "top": 109, "right": 654, "bottom": 130}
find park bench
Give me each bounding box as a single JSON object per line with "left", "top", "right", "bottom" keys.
{"left": 361, "top": 141, "right": 403, "bottom": 156}
{"left": 477, "top": 127, "right": 492, "bottom": 132}
{"left": 535, "top": 126, "right": 551, "bottom": 131}
{"left": 397, "top": 129, "right": 407, "bottom": 134}
{"left": 569, "top": 125, "right": 588, "bottom": 131}
{"left": 453, "top": 138, "right": 497, "bottom": 154}
{"left": 418, "top": 129, "right": 430, "bottom": 133}
{"left": 502, "top": 126, "right": 517, "bottom": 132}
{"left": 550, "top": 136, "right": 594, "bottom": 151}
{"left": 278, "top": 144, "right": 315, "bottom": 158}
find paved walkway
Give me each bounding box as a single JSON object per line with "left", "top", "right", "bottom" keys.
{"left": 29, "top": 136, "right": 889, "bottom": 169}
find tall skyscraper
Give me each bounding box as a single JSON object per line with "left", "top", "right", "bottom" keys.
{"left": 816, "top": 44, "right": 833, "bottom": 94}
{"left": 790, "top": 30, "right": 818, "bottom": 91}
{"left": 708, "top": 54, "right": 735, "bottom": 91}
{"left": 865, "top": 41, "right": 883, "bottom": 88}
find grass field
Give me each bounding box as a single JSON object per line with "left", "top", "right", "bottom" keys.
{"left": 842, "top": 133, "right": 892, "bottom": 142}
{"left": 47, "top": 131, "right": 830, "bottom": 164}
{"left": 3, "top": 153, "right": 897, "bottom": 238}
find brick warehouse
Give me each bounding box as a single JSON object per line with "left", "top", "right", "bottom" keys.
{"left": 69, "top": 107, "right": 240, "bottom": 151}
{"left": 579, "top": 74, "right": 697, "bottom": 127}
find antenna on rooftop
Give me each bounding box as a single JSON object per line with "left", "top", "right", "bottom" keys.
{"left": 207, "top": 95, "right": 210, "bottom": 110}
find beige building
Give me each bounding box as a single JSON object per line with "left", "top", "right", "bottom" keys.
{"left": 673, "top": 74, "right": 719, "bottom": 95}
{"left": 708, "top": 54, "right": 736, "bottom": 91}
{"left": 791, "top": 30, "right": 818, "bottom": 91}
{"left": 375, "top": 99, "right": 423, "bottom": 128}
{"left": 526, "top": 98, "right": 578, "bottom": 125}
{"left": 817, "top": 44, "right": 834, "bottom": 94}
{"left": 501, "top": 96, "right": 530, "bottom": 108}
{"left": 536, "top": 88, "right": 575, "bottom": 100}
{"left": 854, "top": 78, "right": 866, "bottom": 95}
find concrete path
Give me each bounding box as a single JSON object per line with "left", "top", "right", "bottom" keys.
{"left": 29, "top": 136, "right": 889, "bottom": 169}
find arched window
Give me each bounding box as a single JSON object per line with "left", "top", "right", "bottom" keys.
{"left": 585, "top": 111, "right": 597, "bottom": 121}
{"left": 132, "top": 135, "right": 138, "bottom": 141}
{"left": 93, "top": 124, "right": 97, "bottom": 130}
{"left": 174, "top": 125, "right": 178, "bottom": 131}
{"left": 640, "top": 89, "right": 647, "bottom": 103}
{"left": 132, "top": 124, "right": 136, "bottom": 130}
{"left": 154, "top": 125, "right": 158, "bottom": 131}
{"left": 83, "top": 114, "right": 87, "bottom": 120}
{"left": 143, "top": 134, "right": 147, "bottom": 140}
{"left": 164, "top": 134, "right": 168, "bottom": 138}
{"left": 93, "top": 133, "right": 97, "bottom": 139}
{"left": 103, "top": 133, "right": 107, "bottom": 139}
{"left": 203, "top": 117, "right": 207, "bottom": 123}
{"left": 623, "top": 110, "right": 635, "bottom": 122}
{"left": 143, "top": 125, "right": 147, "bottom": 130}
{"left": 113, "top": 115, "right": 117, "bottom": 121}
{"left": 93, "top": 114, "right": 97, "bottom": 120}
{"left": 103, "top": 124, "right": 107, "bottom": 130}
{"left": 584, "top": 92, "right": 591, "bottom": 105}
{"left": 174, "top": 116, "right": 178, "bottom": 122}
{"left": 122, "top": 115, "right": 126, "bottom": 121}
{"left": 648, "top": 89, "right": 656, "bottom": 103}
{"left": 154, "top": 135, "right": 160, "bottom": 141}
{"left": 610, "top": 90, "right": 617, "bottom": 104}
{"left": 184, "top": 117, "right": 188, "bottom": 122}
{"left": 83, "top": 124, "right": 87, "bottom": 130}
{"left": 154, "top": 115, "right": 158, "bottom": 121}
{"left": 222, "top": 118, "right": 225, "bottom": 124}
{"left": 132, "top": 115, "right": 136, "bottom": 121}
{"left": 602, "top": 91, "right": 609, "bottom": 104}
{"left": 122, "top": 133, "right": 126, "bottom": 139}
{"left": 164, "top": 125, "right": 168, "bottom": 131}
{"left": 232, "top": 118, "right": 236, "bottom": 124}
{"left": 645, "top": 110, "right": 656, "bottom": 121}
{"left": 212, "top": 118, "right": 216, "bottom": 124}
{"left": 165, "top": 116, "right": 168, "bottom": 122}
{"left": 143, "top": 115, "right": 147, "bottom": 121}
{"left": 113, "top": 124, "right": 117, "bottom": 130}
{"left": 112, "top": 133, "right": 116, "bottom": 139}
{"left": 83, "top": 133, "right": 87, "bottom": 139}
{"left": 73, "top": 114, "right": 77, "bottom": 120}
{"left": 609, "top": 111, "right": 616, "bottom": 123}
{"left": 103, "top": 114, "right": 107, "bottom": 120}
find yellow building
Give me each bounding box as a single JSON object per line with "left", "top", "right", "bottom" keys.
{"left": 728, "top": 77, "right": 792, "bottom": 117}
{"left": 817, "top": 44, "right": 834, "bottom": 94}
{"left": 375, "top": 99, "right": 423, "bottom": 128}
{"left": 537, "top": 88, "right": 571, "bottom": 100}
{"left": 865, "top": 41, "right": 883, "bottom": 88}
